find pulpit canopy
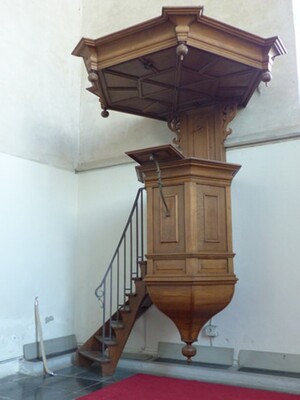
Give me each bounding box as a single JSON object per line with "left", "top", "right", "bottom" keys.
{"left": 72, "top": 7, "right": 286, "bottom": 121}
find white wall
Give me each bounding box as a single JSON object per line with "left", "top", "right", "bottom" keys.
{"left": 0, "top": 0, "right": 81, "bottom": 372}
{"left": 227, "top": 0, "right": 300, "bottom": 146}
{"left": 225, "top": 140, "right": 300, "bottom": 356}
{"left": 293, "top": 0, "right": 300, "bottom": 98}
{"left": 0, "top": 0, "right": 81, "bottom": 170}
{"left": 74, "top": 163, "right": 142, "bottom": 343}
{"left": 0, "top": 153, "right": 78, "bottom": 363}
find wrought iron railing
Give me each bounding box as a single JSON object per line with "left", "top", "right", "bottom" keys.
{"left": 94, "top": 187, "right": 146, "bottom": 357}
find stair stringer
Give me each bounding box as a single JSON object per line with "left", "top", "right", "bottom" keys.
{"left": 75, "top": 278, "right": 152, "bottom": 375}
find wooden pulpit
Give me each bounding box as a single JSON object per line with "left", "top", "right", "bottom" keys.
{"left": 73, "top": 6, "right": 285, "bottom": 361}
{"left": 127, "top": 144, "right": 240, "bottom": 359}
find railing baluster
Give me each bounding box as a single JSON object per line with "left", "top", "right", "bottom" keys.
{"left": 136, "top": 199, "right": 139, "bottom": 279}
{"left": 117, "top": 251, "right": 120, "bottom": 322}
{"left": 130, "top": 220, "right": 133, "bottom": 291}
{"left": 141, "top": 189, "right": 144, "bottom": 263}
{"left": 94, "top": 188, "right": 146, "bottom": 356}
{"left": 102, "top": 279, "right": 106, "bottom": 357}
{"left": 124, "top": 235, "right": 126, "bottom": 304}
{"left": 109, "top": 265, "right": 113, "bottom": 339}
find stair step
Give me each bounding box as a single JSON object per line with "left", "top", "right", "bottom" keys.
{"left": 77, "top": 285, "right": 151, "bottom": 376}
{"left": 95, "top": 335, "right": 118, "bottom": 346}
{"left": 126, "top": 293, "right": 136, "bottom": 298}
{"left": 78, "top": 350, "right": 110, "bottom": 364}
{"left": 117, "top": 304, "right": 131, "bottom": 312}
{"left": 111, "top": 320, "right": 124, "bottom": 329}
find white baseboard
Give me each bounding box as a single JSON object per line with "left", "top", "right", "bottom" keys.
{"left": 19, "top": 353, "right": 75, "bottom": 376}
{"left": 0, "top": 357, "right": 20, "bottom": 379}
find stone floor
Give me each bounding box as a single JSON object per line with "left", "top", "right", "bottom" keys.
{"left": 0, "top": 365, "right": 135, "bottom": 400}
{"left": 2, "top": 358, "right": 300, "bottom": 399}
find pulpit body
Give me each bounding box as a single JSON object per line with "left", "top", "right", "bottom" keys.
{"left": 73, "top": 6, "right": 285, "bottom": 361}
{"left": 127, "top": 145, "right": 240, "bottom": 358}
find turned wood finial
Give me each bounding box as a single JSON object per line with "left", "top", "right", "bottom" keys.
{"left": 176, "top": 42, "right": 188, "bottom": 61}
{"left": 182, "top": 343, "right": 197, "bottom": 362}
{"left": 261, "top": 70, "right": 272, "bottom": 86}
{"left": 101, "top": 109, "right": 109, "bottom": 118}
{"left": 88, "top": 71, "right": 98, "bottom": 83}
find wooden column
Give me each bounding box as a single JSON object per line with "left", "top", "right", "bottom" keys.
{"left": 171, "top": 103, "right": 238, "bottom": 162}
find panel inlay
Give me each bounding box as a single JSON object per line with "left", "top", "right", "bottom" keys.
{"left": 198, "top": 259, "right": 228, "bottom": 274}
{"left": 197, "top": 185, "right": 227, "bottom": 252}
{"left": 204, "top": 194, "right": 219, "bottom": 243}
{"left": 154, "top": 260, "right": 186, "bottom": 275}
{"left": 153, "top": 185, "right": 185, "bottom": 253}
{"left": 192, "top": 113, "right": 214, "bottom": 159}
{"left": 160, "top": 194, "right": 178, "bottom": 243}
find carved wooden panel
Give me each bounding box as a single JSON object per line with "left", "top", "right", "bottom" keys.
{"left": 180, "top": 109, "right": 216, "bottom": 159}
{"left": 196, "top": 184, "right": 227, "bottom": 252}
{"left": 198, "top": 259, "right": 228, "bottom": 274}
{"left": 160, "top": 194, "right": 179, "bottom": 243}
{"left": 179, "top": 106, "right": 234, "bottom": 161}
{"left": 152, "top": 185, "right": 185, "bottom": 253}
{"left": 153, "top": 260, "right": 186, "bottom": 275}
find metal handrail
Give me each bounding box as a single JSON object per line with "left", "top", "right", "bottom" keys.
{"left": 94, "top": 187, "right": 146, "bottom": 357}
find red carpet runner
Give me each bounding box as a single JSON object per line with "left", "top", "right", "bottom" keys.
{"left": 77, "top": 373, "right": 300, "bottom": 400}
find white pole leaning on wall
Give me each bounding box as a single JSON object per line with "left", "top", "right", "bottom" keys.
{"left": 34, "top": 297, "right": 55, "bottom": 376}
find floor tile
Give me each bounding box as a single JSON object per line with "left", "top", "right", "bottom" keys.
{"left": 0, "top": 365, "right": 138, "bottom": 400}
{"left": 20, "top": 387, "right": 72, "bottom": 400}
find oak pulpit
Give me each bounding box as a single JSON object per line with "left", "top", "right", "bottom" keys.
{"left": 73, "top": 6, "right": 285, "bottom": 361}
{"left": 127, "top": 145, "right": 240, "bottom": 359}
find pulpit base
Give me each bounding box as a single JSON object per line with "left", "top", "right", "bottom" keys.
{"left": 145, "top": 275, "right": 237, "bottom": 361}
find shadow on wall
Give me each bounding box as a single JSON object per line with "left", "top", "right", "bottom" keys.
{"left": 77, "top": 111, "right": 175, "bottom": 171}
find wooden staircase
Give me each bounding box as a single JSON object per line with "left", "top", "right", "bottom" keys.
{"left": 75, "top": 265, "right": 152, "bottom": 376}
{"left": 75, "top": 188, "right": 149, "bottom": 375}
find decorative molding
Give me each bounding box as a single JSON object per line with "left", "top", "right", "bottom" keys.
{"left": 222, "top": 103, "right": 238, "bottom": 142}
{"left": 168, "top": 116, "right": 182, "bottom": 151}
{"left": 86, "top": 70, "right": 108, "bottom": 114}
